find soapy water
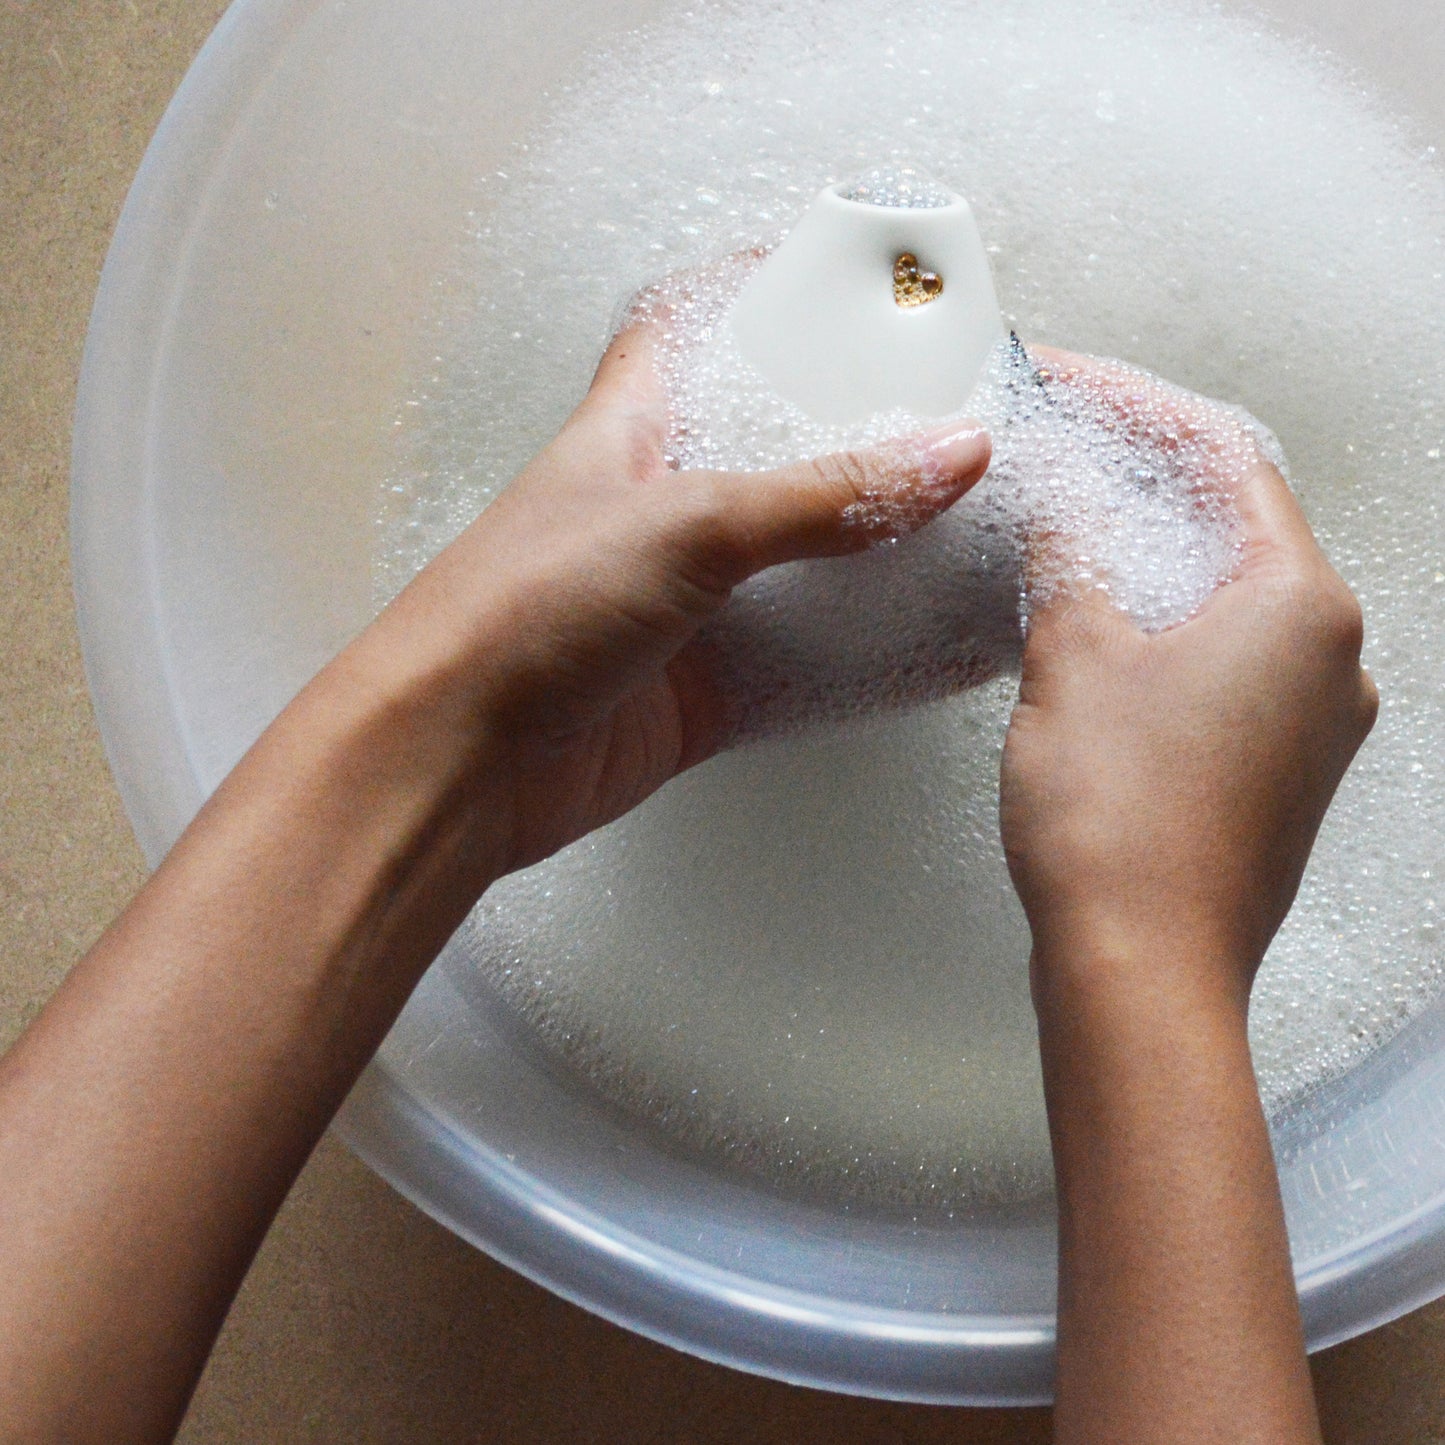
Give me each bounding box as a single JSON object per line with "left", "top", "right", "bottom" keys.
{"left": 378, "top": 0, "right": 1445, "bottom": 1210}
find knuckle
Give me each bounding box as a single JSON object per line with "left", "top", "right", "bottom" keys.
{"left": 1317, "top": 574, "right": 1366, "bottom": 657}
{"left": 600, "top": 410, "right": 667, "bottom": 478}
{"left": 1359, "top": 670, "right": 1381, "bottom": 731}
{"left": 811, "top": 450, "right": 874, "bottom": 506}
{"left": 1274, "top": 566, "right": 1366, "bottom": 659}
{"left": 667, "top": 475, "right": 751, "bottom": 594}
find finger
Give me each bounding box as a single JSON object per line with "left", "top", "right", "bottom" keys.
{"left": 1029, "top": 342, "right": 1324, "bottom": 570}
{"left": 1029, "top": 344, "right": 1241, "bottom": 458}
{"left": 583, "top": 249, "right": 767, "bottom": 428}
{"left": 1017, "top": 515, "right": 1140, "bottom": 668}
{"left": 1226, "top": 453, "right": 1323, "bottom": 567}
{"left": 1024, "top": 341, "right": 1089, "bottom": 383}
{"left": 575, "top": 315, "right": 670, "bottom": 442}
{"left": 1027, "top": 344, "right": 1142, "bottom": 400}
{"left": 683, "top": 422, "right": 992, "bottom": 579}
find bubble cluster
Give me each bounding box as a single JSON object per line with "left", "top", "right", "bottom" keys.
{"left": 629, "top": 262, "right": 1260, "bottom": 735}
{"left": 379, "top": 0, "right": 1445, "bottom": 1211}
{"left": 835, "top": 165, "right": 955, "bottom": 208}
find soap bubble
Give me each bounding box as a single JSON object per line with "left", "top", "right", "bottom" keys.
{"left": 835, "top": 165, "right": 955, "bottom": 208}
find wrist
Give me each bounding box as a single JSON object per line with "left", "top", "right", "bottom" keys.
{"left": 1029, "top": 915, "right": 1256, "bottom": 1042}
{"left": 1031, "top": 930, "right": 1263, "bottom": 1169}
{"left": 278, "top": 612, "right": 516, "bottom": 893}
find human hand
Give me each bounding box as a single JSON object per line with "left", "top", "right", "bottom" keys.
{"left": 999, "top": 349, "right": 1377, "bottom": 1015}
{"left": 362, "top": 319, "right": 991, "bottom": 876}
{"left": 1005, "top": 351, "right": 1348, "bottom": 1444}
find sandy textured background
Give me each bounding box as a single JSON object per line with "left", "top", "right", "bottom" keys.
{"left": 3, "top": 1, "right": 1445, "bottom": 1439}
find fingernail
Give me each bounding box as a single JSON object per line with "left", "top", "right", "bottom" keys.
{"left": 918, "top": 421, "right": 991, "bottom": 478}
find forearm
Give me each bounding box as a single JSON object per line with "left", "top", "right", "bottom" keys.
{"left": 0, "top": 311, "right": 992, "bottom": 1441}
{"left": 0, "top": 615, "right": 507, "bottom": 1443}
{"left": 1036, "top": 939, "right": 1320, "bottom": 1445}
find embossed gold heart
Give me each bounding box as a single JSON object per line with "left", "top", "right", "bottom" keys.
{"left": 893, "top": 252, "right": 944, "bottom": 308}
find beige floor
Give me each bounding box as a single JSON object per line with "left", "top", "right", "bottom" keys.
{"left": 2, "top": 3, "right": 1444, "bottom": 1440}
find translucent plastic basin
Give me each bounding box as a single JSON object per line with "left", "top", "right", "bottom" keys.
{"left": 71, "top": 0, "right": 1445, "bottom": 1403}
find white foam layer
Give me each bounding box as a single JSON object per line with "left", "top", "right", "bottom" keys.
{"left": 379, "top": 0, "right": 1445, "bottom": 1211}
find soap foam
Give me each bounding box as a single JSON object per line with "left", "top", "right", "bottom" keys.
{"left": 835, "top": 165, "right": 955, "bottom": 208}
{"left": 379, "top": 0, "right": 1445, "bottom": 1211}
{"left": 630, "top": 254, "right": 1260, "bottom": 735}
{"left": 635, "top": 248, "right": 1277, "bottom": 734}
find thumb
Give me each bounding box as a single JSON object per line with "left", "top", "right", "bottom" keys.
{"left": 684, "top": 422, "right": 992, "bottom": 580}
{"left": 1016, "top": 521, "right": 1140, "bottom": 706}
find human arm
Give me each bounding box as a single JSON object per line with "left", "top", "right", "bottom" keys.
{"left": 0, "top": 326, "right": 990, "bottom": 1444}
{"left": 1001, "top": 353, "right": 1376, "bottom": 1442}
